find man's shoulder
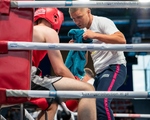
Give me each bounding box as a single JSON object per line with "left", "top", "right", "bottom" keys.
{"left": 93, "top": 15, "right": 112, "bottom": 21}
{"left": 34, "top": 25, "right": 55, "bottom": 31}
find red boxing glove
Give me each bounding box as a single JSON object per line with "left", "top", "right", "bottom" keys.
{"left": 29, "top": 98, "right": 53, "bottom": 110}
{"left": 65, "top": 99, "right": 79, "bottom": 112}
{"left": 74, "top": 76, "right": 80, "bottom": 80}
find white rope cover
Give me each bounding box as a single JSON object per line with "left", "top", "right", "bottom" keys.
{"left": 6, "top": 90, "right": 150, "bottom": 99}
{"left": 0, "top": 115, "right": 6, "bottom": 120}
{"left": 72, "top": 112, "right": 150, "bottom": 118}
{"left": 7, "top": 42, "right": 150, "bottom": 52}
{"left": 113, "top": 113, "right": 150, "bottom": 118}
{"left": 10, "top": 1, "right": 150, "bottom": 8}
{"left": 24, "top": 109, "right": 34, "bottom": 120}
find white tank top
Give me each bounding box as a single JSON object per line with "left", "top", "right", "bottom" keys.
{"left": 87, "top": 16, "right": 126, "bottom": 74}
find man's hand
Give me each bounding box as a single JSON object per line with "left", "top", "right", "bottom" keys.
{"left": 83, "top": 29, "right": 96, "bottom": 40}
{"left": 68, "top": 39, "right": 75, "bottom": 43}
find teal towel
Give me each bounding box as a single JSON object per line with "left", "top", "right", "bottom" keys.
{"left": 65, "top": 29, "right": 92, "bottom": 79}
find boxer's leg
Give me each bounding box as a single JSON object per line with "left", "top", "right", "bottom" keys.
{"left": 31, "top": 66, "right": 96, "bottom": 120}
{"left": 53, "top": 77, "right": 96, "bottom": 120}
{"left": 37, "top": 102, "right": 58, "bottom": 120}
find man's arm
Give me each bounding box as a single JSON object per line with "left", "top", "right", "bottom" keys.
{"left": 83, "top": 30, "right": 126, "bottom": 44}
{"left": 45, "top": 28, "right": 75, "bottom": 79}
{"left": 85, "top": 51, "right": 88, "bottom": 66}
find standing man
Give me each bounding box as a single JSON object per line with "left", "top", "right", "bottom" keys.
{"left": 69, "top": 8, "right": 127, "bottom": 120}
{"left": 32, "top": 7, "right": 96, "bottom": 120}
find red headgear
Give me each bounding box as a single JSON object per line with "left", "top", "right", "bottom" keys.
{"left": 34, "top": 8, "right": 64, "bottom": 32}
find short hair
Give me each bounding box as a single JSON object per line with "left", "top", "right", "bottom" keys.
{"left": 69, "top": 8, "right": 88, "bottom": 14}
{"left": 84, "top": 68, "right": 94, "bottom": 78}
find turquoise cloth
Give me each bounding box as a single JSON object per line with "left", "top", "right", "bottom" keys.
{"left": 65, "top": 29, "right": 92, "bottom": 79}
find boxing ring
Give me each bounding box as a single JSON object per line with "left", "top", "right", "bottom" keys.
{"left": 10, "top": 1, "right": 150, "bottom": 8}
{"left": 2, "top": 39, "right": 150, "bottom": 120}
{"left": 1, "top": 0, "right": 150, "bottom": 120}
{"left": 6, "top": 42, "right": 150, "bottom": 52}
{"left": 4, "top": 89, "right": 150, "bottom": 99}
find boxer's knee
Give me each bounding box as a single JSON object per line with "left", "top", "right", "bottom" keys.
{"left": 84, "top": 83, "right": 95, "bottom": 91}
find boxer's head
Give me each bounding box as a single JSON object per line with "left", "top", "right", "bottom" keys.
{"left": 34, "top": 8, "right": 64, "bottom": 33}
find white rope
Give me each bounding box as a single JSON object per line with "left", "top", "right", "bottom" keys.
{"left": 0, "top": 115, "right": 6, "bottom": 120}
{"left": 71, "top": 112, "right": 150, "bottom": 118}
{"left": 10, "top": 1, "right": 150, "bottom": 8}
{"left": 113, "top": 113, "right": 150, "bottom": 118}
{"left": 6, "top": 90, "right": 150, "bottom": 99}
{"left": 24, "top": 109, "right": 35, "bottom": 120}
{"left": 6, "top": 42, "right": 150, "bottom": 52}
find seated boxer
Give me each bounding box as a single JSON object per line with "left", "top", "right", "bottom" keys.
{"left": 31, "top": 8, "right": 96, "bottom": 120}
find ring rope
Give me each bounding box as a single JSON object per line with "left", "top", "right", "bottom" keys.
{"left": 4, "top": 41, "right": 150, "bottom": 52}
{"left": 71, "top": 112, "right": 150, "bottom": 118}
{"left": 0, "top": 115, "right": 6, "bottom": 120}
{"left": 10, "top": 1, "right": 150, "bottom": 8}
{"left": 24, "top": 109, "right": 35, "bottom": 120}
{"left": 113, "top": 113, "right": 150, "bottom": 118}
{"left": 6, "top": 90, "right": 150, "bottom": 99}
{"left": 72, "top": 112, "right": 150, "bottom": 118}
